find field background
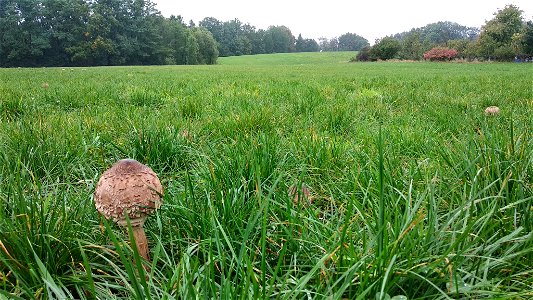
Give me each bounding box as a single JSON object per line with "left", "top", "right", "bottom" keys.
{"left": 0, "top": 52, "right": 532, "bottom": 299}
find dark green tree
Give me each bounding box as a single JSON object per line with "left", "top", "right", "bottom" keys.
{"left": 475, "top": 5, "right": 525, "bottom": 60}
{"left": 193, "top": 27, "right": 219, "bottom": 64}
{"left": 40, "top": 0, "right": 90, "bottom": 66}
{"left": 200, "top": 17, "right": 253, "bottom": 56}
{"left": 354, "top": 46, "right": 373, "bottom": 61}
{"left": 394, "top": 21, "right": 478, "bottom": 44}
{"left": 160, "top": 15, "right": 188, "bottom": 64}
{"left": 199, "top": 17, "right": 222, "bottom": 36}
{"left": 265, "top": 26, "right": 295, "bottom": 53}
{"left": 370, "top": 37, "right": 401, "bottom": 60}
{"left": 66, "top": 9, "right": 117, "bottom": 66}
{"left": 85, "top": 0, "right": 127, "bottom": 65}
{"left": 223, "top": 19, "right": 245, "bottom": 56}
{"left": 117, "top": 0, "right": 166, "bottom": 65}
{"left": 241, "top": 23, "right": 262, "bottom": 54}
{"left": 337, "top": 33, "right": 369, "bottom": 51}
{"left": 398, "top": 32, "right": 426, "bottom": 60}
{"left": 185, "top": 30, "right": 198, "bottom": 64}
{"left": 295, "top": 34, "right": 319, "bottom": 52}
{"left": 0, "top": 0, "right": 220, "bottom": 66}
{"left": 262, "top": 29, "right": 274, "bottom": 53}
{"left": 303, "top": 38, "right": 319, "bottom": 52}
{"left": 295, "top": 34, "right": 305, "bottom": 52}
{"left": 0, "top": 0, "right": 50, "bottom": 66}
{"left": 519, "top": 21, "right": 533, "bottom": 56}
{"left": 392, "top": 21, "right": 478, "bottom": 60}
{"left": 249, "top": 29, "right": 266, "bottom": 54}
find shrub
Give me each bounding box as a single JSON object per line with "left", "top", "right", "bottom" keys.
{"left": 352, "top": 38, "right": 402, "bottom": 62}
{"left": 352, "top": 46, "right": 375, "bottom": 62}
{"left": 370, "top": 37, "right": 401, "bottom": 60}
{"left": 423, "top": 47, "right": 458, "bottom": 61}
{"left": 493, "top": 45, "right": 515, "bottom": 61}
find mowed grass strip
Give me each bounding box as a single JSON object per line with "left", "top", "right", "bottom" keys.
{"left": 0, "top": 52, "right": 532, "bottom": 299}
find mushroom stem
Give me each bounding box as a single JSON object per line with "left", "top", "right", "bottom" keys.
{"left": 132, "top": 226, "right": 150, "bottom": 262}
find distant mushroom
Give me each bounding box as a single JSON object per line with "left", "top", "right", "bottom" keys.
{"left": 288, "top": 183, "right": 313, "bottom": 206}
{"left": 94, "top": 159, "right": 163, "bottom": 262}
{"left": 180, "top": 129, "right": 191, "bottom": 141}
{"left": 484, "top": 106, "right": 500, "bottom": 115}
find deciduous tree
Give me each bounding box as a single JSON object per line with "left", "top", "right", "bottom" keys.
{"left": 295, "top": 34, "right": 319, "bottom": 52}
{"left": 370, "top": 37, "right": 401, "bottom": 60}
{"left": 265, "top": 25, "right": 295, "bottom": 53}
{"left": 193, "top": 27, "right": 219, "bottom": 64}
{"left": 520, "top": 21, "right": 533, "bottom": 56}
{"left": 337, "top": 33, "right": 369, "bottom": 51}
{"left": 0, "top": 0, "right": 50, "bottom": 66}
{"left": 475, "top": 5, "right": 525, "bottom": 60}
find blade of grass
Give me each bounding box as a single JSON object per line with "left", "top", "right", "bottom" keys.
{"left": 78, "top": 241, "right": 96, "bottom": 298}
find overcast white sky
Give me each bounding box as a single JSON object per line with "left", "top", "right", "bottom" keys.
{"left": 153, "top": 0, "right": 533, "bottom": 43}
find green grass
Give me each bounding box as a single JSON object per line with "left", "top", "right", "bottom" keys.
{"left": 0, "top": 52, "right": 532, "bottom": 299}
{"left": 218, "top": 51, "right": 356, "bottom": 65}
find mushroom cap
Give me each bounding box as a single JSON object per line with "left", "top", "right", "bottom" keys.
{"left": 288, "top": 184, "right": 312, "bottom": 205}
{"left": 484, "top": 106, "right": 500, "bottom": 115}
{"left": 94, "top": 159, "right": 163, "bottom": 227}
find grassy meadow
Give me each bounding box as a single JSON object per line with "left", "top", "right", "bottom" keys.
{"left": 0, "top": 52, "right": 532, "bottom": 299}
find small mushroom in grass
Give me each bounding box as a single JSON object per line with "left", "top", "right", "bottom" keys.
{"left": 180, "top": 129, "right": 191, "bottom": 141}
{"left": 484, "top": 106, "right": 500, "bottom": 115}
{"left": 94, "top": 159, "right": 163, "bottom": 262}
{"left": 288, "top": 183, "right": 313, "bottom": 205}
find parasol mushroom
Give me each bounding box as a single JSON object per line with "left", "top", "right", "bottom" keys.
{"left": 94, "top": 159, "right": 163, "bottom": 262}
{"left": 288, "top": 183, "right": 313, "bottom": 206}
{"left": 484, "top": 106, "right": 500, "bottom": 115}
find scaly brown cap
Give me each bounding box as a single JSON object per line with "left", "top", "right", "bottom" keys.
{"left": 94, "top": 159, "right": 163, "bottom": 227}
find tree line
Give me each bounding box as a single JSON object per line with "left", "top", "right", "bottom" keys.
{"left": 1, "top": 1, "right": 531, "bottom": 67}
{"left": 198, "top": 16, "right": 370, "bottom": 56}
{"left": 0, "top": 0, "right": 370, "bottom": 67}
{"left": 0, "top": 0, "right": 219, "bottom": 67}
{"left": 356, "top": 5, "right": 533, "bottom": 62}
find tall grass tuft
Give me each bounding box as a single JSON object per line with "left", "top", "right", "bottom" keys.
{"left": 128, "top": 126, "right": 195, "bottom": 174}
{"left": 0, "top": 94, "right": 26, "bottom": 122}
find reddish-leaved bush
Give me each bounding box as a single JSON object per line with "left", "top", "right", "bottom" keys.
{"left": 423, "top": 47, "right": 458, "bottom": 61}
